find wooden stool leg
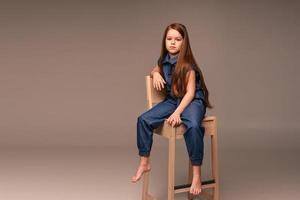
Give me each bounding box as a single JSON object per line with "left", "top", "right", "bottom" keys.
{"left": 168, "top": 128, "right": 176, "bottom": 200}
{"left": 142, "top": 169, "right": 150, "bottom": 200}
{"left": 142, "top": 157, "right": 157, "bottom": 200}
{"left": 187, "top": 160, "right": 193, "bottom": 200}
{"left": 211, "top": 121, "right": 219, "bottom": 200}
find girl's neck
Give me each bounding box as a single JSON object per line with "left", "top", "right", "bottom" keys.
{"left": 169, "top": 52, "right": 179, "bottom": 59}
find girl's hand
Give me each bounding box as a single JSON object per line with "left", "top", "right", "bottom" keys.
{"left": 166, "top": 111, "right": 182, "bottom": 127}
{"left": 152, "top": 72, "right": 166, "bottom": 91}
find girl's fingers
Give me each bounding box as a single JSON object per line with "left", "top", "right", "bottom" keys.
{"left": 159, "top": 77, "right": 166, "bottom": 84}
{"left": 160, "top": 81, "right": 164, "bottom": 88}
{"left": 153, "top": 77, "right": 165, "bottom": 91}
{"left": 158, "top": 82, "right": 161, "bottom": 90}
{"left": 154, "top": 80, "right": 163, "bottom": 91}
{"left": 158, "top": 83, "right": 162, "bottom": 90}
{"left": 155, "top": 81, "right": 159, "bottom": 90}
{"left": 168, "top": 118, "right": 172, "bottom": 125}
{"left": 156, "top": 80, "right": 161, "bottom": 90}
{"left": 175, "top": 118, "right": 181, "bottom": 126}
{"left": 166, "top": 116, "right": 182, "bottom": 127}
{"left": 161, "top": 78, "right": 165, "bottom": 86}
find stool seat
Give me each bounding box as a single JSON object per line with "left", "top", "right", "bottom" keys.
{"left": 154, "top": 116, "right": 217, "bottom": 140}
{"left": 154, "top": 120, "right": 186, "bottom": 139}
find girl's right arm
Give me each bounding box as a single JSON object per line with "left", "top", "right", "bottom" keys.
{"left": 150, "top": 64, "right": 161, "bottom": 78}
{"left": 150, "top": 64, "right": 165, "bottom": 91}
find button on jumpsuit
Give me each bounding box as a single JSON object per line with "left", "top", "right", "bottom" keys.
{"left": 136, "top": 53, "right": 207, "bottom": 166}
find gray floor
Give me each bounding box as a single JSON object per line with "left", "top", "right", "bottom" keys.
{"left": 0, "top": 133, "right": 299, "bottom": 200}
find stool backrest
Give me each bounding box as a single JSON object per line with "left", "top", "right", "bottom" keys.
{"left": 145, "top": 75, "right": 166, "bottom": 109}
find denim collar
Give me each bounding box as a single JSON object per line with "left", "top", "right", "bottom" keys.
{"left": 162, "top": 53, "right": 178, "bottom": 65}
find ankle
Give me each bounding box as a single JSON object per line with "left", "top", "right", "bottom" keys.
{"left": 140, "top": 162, "right": 150, "bottom": 166}
{"left": 192, "top": 174, "right": 201, "bottom": 179}
{"left": 140, "top": 157, "right": 149, "bottom": 165}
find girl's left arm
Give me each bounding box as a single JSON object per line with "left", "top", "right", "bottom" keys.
{"left": 174, "top": 70, "right": 196, "bottom": 114}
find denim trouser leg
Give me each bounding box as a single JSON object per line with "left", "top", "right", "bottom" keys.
{"left": 137, "top": 97, "right": 206, "bottom": 166}
{"left": 137, "top": 98, "right": 177, "bottom": 157}
{"left": 181, "top": 99, "right": 206, "bottom": 166}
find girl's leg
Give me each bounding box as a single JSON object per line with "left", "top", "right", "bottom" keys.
{"left": 131, "top": 98, "right": 177, "bottom": 183}
{"left": 180, "top": 99, "right": 206, "bottom": 195}
{"left": 191, "top": 166, "right": 202, "bottom": 195}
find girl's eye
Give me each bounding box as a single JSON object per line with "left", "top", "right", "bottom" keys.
{"left": 166, "top": 37, "right": 182, "bottom": 41}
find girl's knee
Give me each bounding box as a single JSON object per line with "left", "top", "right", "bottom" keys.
{"left": 184, "top": 121, "right": 205, "bottom": 137}
{"left": 186, "top": 120, "right": 201, "bottom": 130}
{"left": 137, "top": 114, "right": 146, "bottom": 124}
{"left": 137, "top": 113, "right": 151, "bottom": 126}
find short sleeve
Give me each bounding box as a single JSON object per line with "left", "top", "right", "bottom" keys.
{"left": 191, "top": 64, "right": 200, "bottom": 81}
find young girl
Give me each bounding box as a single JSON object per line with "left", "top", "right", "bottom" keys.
{"left": 131, "top": 23, "right": 213, "bottom": 196}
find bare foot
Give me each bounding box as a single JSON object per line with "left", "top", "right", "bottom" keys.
{"left": 131, "top": 163, "right": 151, "bottom": 183}
{"left": 189, "top": 175, "right": 202, "bottom": 195}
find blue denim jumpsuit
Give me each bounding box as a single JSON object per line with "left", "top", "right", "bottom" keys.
{"left": 137, "top": 53, "right": 207, "bottom": 166}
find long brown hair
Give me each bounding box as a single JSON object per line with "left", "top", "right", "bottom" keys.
{"left": 157, "top": 23, "right": 213, "bottom": 109}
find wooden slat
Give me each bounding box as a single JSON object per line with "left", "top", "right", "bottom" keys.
{"left": 174, "top": 179, "right": 216, "bottom": 194}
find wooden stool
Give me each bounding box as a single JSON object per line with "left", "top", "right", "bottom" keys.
{"left": 142, "top": 76, "right": 220, "bottom": 200}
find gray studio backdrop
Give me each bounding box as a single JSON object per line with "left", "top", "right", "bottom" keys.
{"left": 0, "top": 0, "right": 299, "bottom": 151}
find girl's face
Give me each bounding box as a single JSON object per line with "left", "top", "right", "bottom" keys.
{"left": 165, "top": 28, "right": 183, "bottom": 55}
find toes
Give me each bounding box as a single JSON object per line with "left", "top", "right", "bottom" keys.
{"left": 193, "top": 189, "right": 197, "bottom": 195}
{"left": 135, "top": 174, "right": 140, "bottom": 181}
{"left": 131, "top": 176, "right": 136, "bottom": 182}
{"left": 190, "top": 188, "right": 194, "bottom": 194}
{"left": 131, "top": 173, "right": 141, "bottom": 182}
{"left": 197, "top": 188, "right": 201, "bottom": 195}
{"left": 190, "top": 187, "right": 201, "bottom": 195}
